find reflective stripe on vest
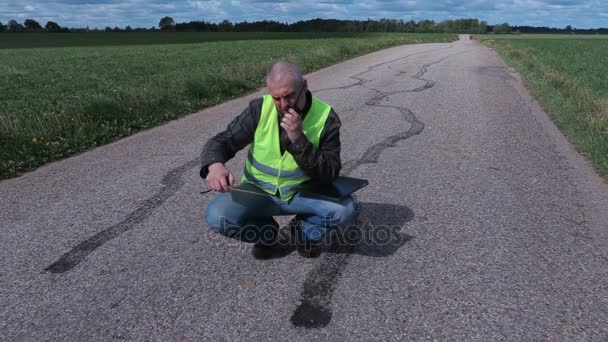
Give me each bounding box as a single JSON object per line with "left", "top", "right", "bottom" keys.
{"left": 242, "top": 94, "right": 332, "bottom": 200}
{"left": 247, "top": 151, "right": 307, "bottom": 179}
{"left": 243, "top": 166, "right": 301, "bottom": 196}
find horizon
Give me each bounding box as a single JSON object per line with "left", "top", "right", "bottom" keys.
{"left": 0, "top": 0, "right": 606, "bottom": 30}
{"left": 1, "top": 16, "right": 606, "bottom": 32}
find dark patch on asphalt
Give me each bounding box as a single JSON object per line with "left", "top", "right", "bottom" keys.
{"left": 473, "top": 65, "right": 515, "bottom": 82}
{"left": 291, "top": 300, "right": 333, "bottom": 328}
{"left": 45, "top": 159, "right": 199, "bottom": 273}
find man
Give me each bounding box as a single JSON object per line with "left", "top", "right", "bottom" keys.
{"left": 201, "top": 62, "right": 356, "bottom": 258}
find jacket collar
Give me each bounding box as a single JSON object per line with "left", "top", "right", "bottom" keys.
{"left": 301, "top": 90, "right": 312, "bottom": 119}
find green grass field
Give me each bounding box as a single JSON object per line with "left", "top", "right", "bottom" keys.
{"left": 0, "top": 31, "right": 417, "bottom": 49}
{"left": 479, "top": 35, "right": 608, "bottom": 177}
{"left": 481, "top": 34, "right": 608, "bottom": 40}
{"left": 0, "top": 32, "right": 456, "bottom": 179}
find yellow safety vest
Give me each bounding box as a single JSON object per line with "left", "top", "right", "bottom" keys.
{"left": 242, "top": 94, "right": 332, "bottom": 200}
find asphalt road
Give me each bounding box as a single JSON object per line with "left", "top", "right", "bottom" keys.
{"left": 1, "top": 35, "right": 607, "bottom": 340}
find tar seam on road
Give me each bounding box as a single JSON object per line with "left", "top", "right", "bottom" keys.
{"left": 45, "top": 159, "right": 199, "bottom": 273}
{"left": 291, "top": 47, "right": 465, "bottom": 328}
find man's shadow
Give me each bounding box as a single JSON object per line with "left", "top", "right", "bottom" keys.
{"left": 328, "top": 201, "right": 415, "bottom": 256}
{"left": 270, "top": 201, "right": 414, "bottom": 258}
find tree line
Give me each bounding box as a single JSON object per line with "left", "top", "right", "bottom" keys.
{"left": 161, "top": 17, "right": 607, "bottom": 34}
{"left": 163, "top": 17, "right": 491, "bottom": 34}
{"left": 0, "top": 19, "right": 67, "bottom": 32}
{"left": 511, "top": 25, "right": 608, "bottom": 34}
{"left": 2, "top": 17, "right": 607, "bottom": 34}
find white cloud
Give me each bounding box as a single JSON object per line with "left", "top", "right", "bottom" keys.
{"left": 156, "top": 4, "right": 177, "bottom": 10}
{"left": 24, "top": 5, "right": 34, "bottom": 11}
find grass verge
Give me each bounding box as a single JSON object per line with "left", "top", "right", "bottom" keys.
{"left": 481, "top": 38, "right": 608, "bottom": 178}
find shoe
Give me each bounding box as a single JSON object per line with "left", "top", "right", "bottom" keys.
{"left": 252, "top": 219, "right": 279, "bottom": 260}
{"left": 296, "top": 238, "right": 323, "bottom": 258}
{"left": 252, "top": 242, "right": 278, "bottom": 259}
{"left": 292, "top": 219, "right": 324, "bottom": 258}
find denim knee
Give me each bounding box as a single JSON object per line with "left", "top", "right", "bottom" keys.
{"left": 328, "top": 197, "right": 358, "bottom": 226}
{"left": 206, "top": 205, "right": 242, "bottom": 240}
{"left": 205, "top": 196, "right": 230, "bottom": 233}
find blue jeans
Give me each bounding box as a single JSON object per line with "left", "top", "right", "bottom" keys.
{"left": 205, "top": 191, "right": 357, "bottom": 244}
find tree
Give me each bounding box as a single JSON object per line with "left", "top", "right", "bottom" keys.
{"left": 478, "top": 21, "right": 488, "bottom": 34}
{"left": 218, "top": 19, "right": 233, "bottom": 32}
{"left": 493, "top": 23, "right": 511, "bottom": 34}
{"left": 404, "top": 20, "right": 416, "bottom": 33}
{"left": 565, "top": 25, "right": 573, "bottom": 33}
{"left": 24, "top": 18, "right": 42, "bottom": 31}
{"left": 45, "top": 21, "right": 61, "bottom": 32}
{"left": 0, "top": 21, "right": 6, "bottom": 33}
{"left": 418, "top": 20, "right": 436, "bottom": 33}
{"left": 125, "top": 25, "right": 133, "bottom": 32}
{"left": 159, "top": 16, "right": 175, "bottom": 30}
{"left": 7, "top": 19, "right": 23, "bottom": 32}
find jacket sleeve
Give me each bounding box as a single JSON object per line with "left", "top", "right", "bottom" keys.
{"left": 286, "top": 109, "right": 342, "bottom": 183}
{"left": 199, "top": 98, "right": 262, "bottom": 179}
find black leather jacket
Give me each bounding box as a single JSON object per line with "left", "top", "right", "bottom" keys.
{"left": 199, "top": 91, "right": 342, "bottom": 183}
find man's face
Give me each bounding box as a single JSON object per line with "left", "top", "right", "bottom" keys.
{"left": 267, "top": 78, "right": 306, "bottom": 115}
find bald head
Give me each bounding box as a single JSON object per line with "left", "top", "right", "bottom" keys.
{"left": 266, "top": 62, "right": 308, "bottom": 114}
{"left": 266, "top": 62, "right": 304, "bottom": 89}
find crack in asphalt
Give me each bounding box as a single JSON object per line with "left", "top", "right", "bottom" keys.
{"left": 314, "top": 44, "right": 454, "bottom": 94}
{"left": 342, "top": 55, "right": 458, "bottom": 175}
{"left": 45, "top": 159, "right": 199, "bottom": 274}
{"left": 291, "top": 49, "right": 463, "bottom": 328}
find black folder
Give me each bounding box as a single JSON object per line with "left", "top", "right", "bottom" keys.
{"left": 297, "top": 176, "right": 369, "bottom": 200}
{"left": 230, "top": 182, "right": 274, "bottom": 207}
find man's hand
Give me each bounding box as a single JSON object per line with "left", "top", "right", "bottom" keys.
{"left": 280, "top": 108, "right": 303, "bottom": 143}
{"left": 206, "top": 162, "right": 234, "bottom": 192}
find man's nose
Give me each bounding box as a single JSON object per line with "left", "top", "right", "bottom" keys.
{"left": 280, "top": 98, "right": 289, "bottom": 109}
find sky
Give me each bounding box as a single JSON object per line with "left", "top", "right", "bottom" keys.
{"left": 1, "top": 0, "right": 606, "bottom": 29}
